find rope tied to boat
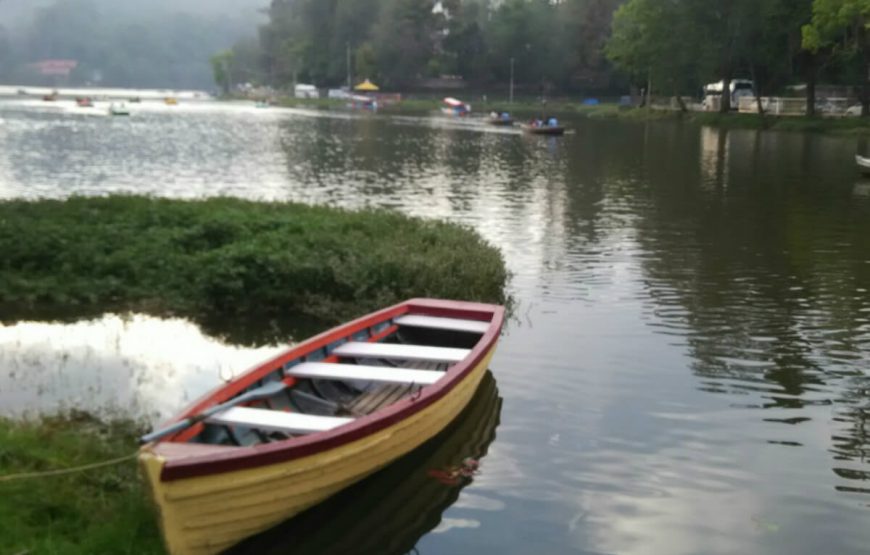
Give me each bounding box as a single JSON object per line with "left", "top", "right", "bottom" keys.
{"left": 0, "top": 451, "right": 138, "bottom": 483}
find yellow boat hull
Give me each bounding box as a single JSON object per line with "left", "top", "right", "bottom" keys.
{"left": 140, "top": 347, "right": 495, "bottom": 555}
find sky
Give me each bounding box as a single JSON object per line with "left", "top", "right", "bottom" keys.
{"left": 0, "top": 0, "right": 270, "bottom": 27}
{"left": 0, "top": 0, "right": 271, "bottom": 89}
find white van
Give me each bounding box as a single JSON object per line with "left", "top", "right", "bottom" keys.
{"left": 294, "top": 84, "right": 319, "bottom": 99}
{"left": 703, "top": 79, "right": 754, "bottom": 110}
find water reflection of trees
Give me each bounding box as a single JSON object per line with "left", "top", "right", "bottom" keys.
{"left": 633, "top": 125, "right": 870, "bottom": 499}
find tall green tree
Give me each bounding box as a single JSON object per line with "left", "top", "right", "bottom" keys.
{"left": 606, "top": 0, "right": 698, "bottom": 109}
{"left": 210, "top": 50, "right": 235, "bottom": 94}
{"left": 737, "top": 0, "right": 812, "bottom": 115}
{"left": 372, "top": 0, "right": 440, "bottom": 87}
{"left": 440, "top": 0, "right": 489, "bottom": 82}
{"left": 803, "top": 0, "right": 870, "bottom": 115}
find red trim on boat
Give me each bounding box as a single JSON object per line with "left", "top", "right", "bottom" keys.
{"left": 156, "top": 298, "right": 503, "bottom": 481}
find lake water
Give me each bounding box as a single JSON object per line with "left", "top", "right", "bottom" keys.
{"left": 1, "top": 98, "right": 869, "bottom": 554}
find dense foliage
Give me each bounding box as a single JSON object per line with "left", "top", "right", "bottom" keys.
{"left": 0, "top": 196, "right": 509, "bottom": 331}
{"left": 607, "top": 0, "right": 870, "bottom": 114}
{"left": 221, "top": 0, "right": 870, "bottom": 113}
{"left": 237, "top": 0, "right": 624, "bottom": 93}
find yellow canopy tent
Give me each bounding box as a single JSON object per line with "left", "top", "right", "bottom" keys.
{"left": 354, "top": 79, "right": 380, "bottom": 92}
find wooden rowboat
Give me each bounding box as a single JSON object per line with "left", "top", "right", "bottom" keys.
{"left": 856, "top": 154, "right": 870, "bottom": 174}
{"left": 139, "top": 298, "right": 504, "bottom": 555}
{"left": 230, "top": 370, "right": 502, "bottom": 554}
{"left": 521, "top": 124, "right": 565, "bottom": 136}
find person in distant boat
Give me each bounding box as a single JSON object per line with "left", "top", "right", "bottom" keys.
{"left": 490, "top": 111, "right": 499, "bottom": 119}
{"left": 548, "top": 116, "right": 558, "bottom": 127}
{"left": 501, "top": 111, "right": 511, "bottom": 121}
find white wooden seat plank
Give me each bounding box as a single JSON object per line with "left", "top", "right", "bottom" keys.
{"left": 333, "top": 341, "right": 470, "bottom": 363}
{"left": 395, "top": 314, "right": 489, "bottom": 334}
{"left": 288, "top": 362, "right": 445, "bottom": 385}
{"left": 207, "top": 406, "right": 352, "bottom": 434}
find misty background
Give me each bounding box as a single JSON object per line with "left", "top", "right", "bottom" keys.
{"left": 0, "top": 0, "right": 268, "bottom": 90}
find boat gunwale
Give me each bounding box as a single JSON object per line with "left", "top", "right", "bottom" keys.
{"left": 150, "top": 298, "right": 503, "bottom": 481}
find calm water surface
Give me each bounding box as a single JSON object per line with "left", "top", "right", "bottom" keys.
{"left": 1, "top": 98, "right": 869, "bottom": 554}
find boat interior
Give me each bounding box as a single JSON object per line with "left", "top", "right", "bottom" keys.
{"left": 187, "top": 314, "right": 489, "bottom": 448}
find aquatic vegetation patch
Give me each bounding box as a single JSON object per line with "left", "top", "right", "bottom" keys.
{"left": 0, "top": 196, "right": 510, "bottom": 330}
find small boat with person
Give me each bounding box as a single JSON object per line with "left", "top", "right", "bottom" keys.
{"left": 487, "top": 110, "right": 514, "bottom": 126}
{"left": 348, "top": 94, "right": 378, "bottom": 111}
{"left": 856, "top": 154, "right": 870, "bottom": 175}
{"left": 442, "top": 97, "right": 471, "bottom": 117}
{"left": 75, "top": 97, "right": 94, "bottom": 108}
{"left": 522, "top": 116, "right": 565, "bottom": 136}
{"left": 139, "top": 298, "right": 504, "bottom": 555}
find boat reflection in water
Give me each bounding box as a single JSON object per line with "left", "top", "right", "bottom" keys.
{"left": 228, "top": 371, "right": 502, "bottom": 555}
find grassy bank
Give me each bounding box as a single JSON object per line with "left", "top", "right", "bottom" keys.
{"left": 578, "top": 104, "right": 870, "bottom": 134}
{"left": 0, "top": 415, "right": 163, "bottom": 554}
{"left": 0, "top": 196, "right": 509, "bottom": 333}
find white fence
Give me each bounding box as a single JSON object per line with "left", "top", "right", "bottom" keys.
{"left": 737, "top": 97, "right": 806, "bottom": 116}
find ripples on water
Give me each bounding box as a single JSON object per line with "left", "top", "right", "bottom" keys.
{"left": 1, "top": 99, "right": 869, "bottom": 554}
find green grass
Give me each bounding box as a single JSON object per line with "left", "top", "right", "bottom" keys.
{"left": 0, "top": 196, "right": 510, "bottom": 335}
{"left": 687, "top": 111, "right": 870, "bottom": 133}
{"left": 584, "top": 106, "right": 870, "bottom": 134}
{"left": 0, "top": 414, "right": 163, "bottom": 555}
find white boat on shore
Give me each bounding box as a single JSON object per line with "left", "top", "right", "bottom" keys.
{"left": 856, "top": 154, "right": 870, "bottom": 174}
{"left": 109, "top": 102, "right": 131, "bottom": 116}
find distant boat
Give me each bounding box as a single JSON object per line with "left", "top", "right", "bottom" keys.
{"left": 442, "top": 97, "right": 471, "bottom": 117}
{"left": 108, "top": 103, "right": 130, "bottom": 116}
{"left": 164, "top": 97, "right": 178, "bottom": 106}
{"left": 348, "top": 94, "right": 377, "bottom": 111}
{"left": 857, "top": 154, "right": 870, "bottom": 174}
{"left": 42, "top": 91, "right": 59, "bottom": 102}
{"left": 486, "top": 112, "right": 514, "bottom": 126}
{"left": 129, "top": 97, "right": 142, "bottom": 103}
{"left": 521, "top": 123, "right": 565, "bottom": 136}
{"left": 76, "top": 97, "right": 94, "bottom": 108}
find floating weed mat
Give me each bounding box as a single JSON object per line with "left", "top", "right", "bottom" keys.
{"left": 0, "top": 196, "right": 510, "bottom": 331}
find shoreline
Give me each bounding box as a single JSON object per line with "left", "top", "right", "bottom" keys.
{"left": 266, "top": 96, "right": 870, "bottom": 135}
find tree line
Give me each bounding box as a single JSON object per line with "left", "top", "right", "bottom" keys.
{"left": 607, "top": 0, "right": 870, "bottom": 115}
{"left": 219, "top": 0, "right": 623, "bottom": 95}
{"left": 224, "top": 0, "right": 870, "bottom": 116}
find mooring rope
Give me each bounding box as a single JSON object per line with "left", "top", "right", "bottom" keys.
{"left": 0, "top": 451, "right": 138, "bottom": 483}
